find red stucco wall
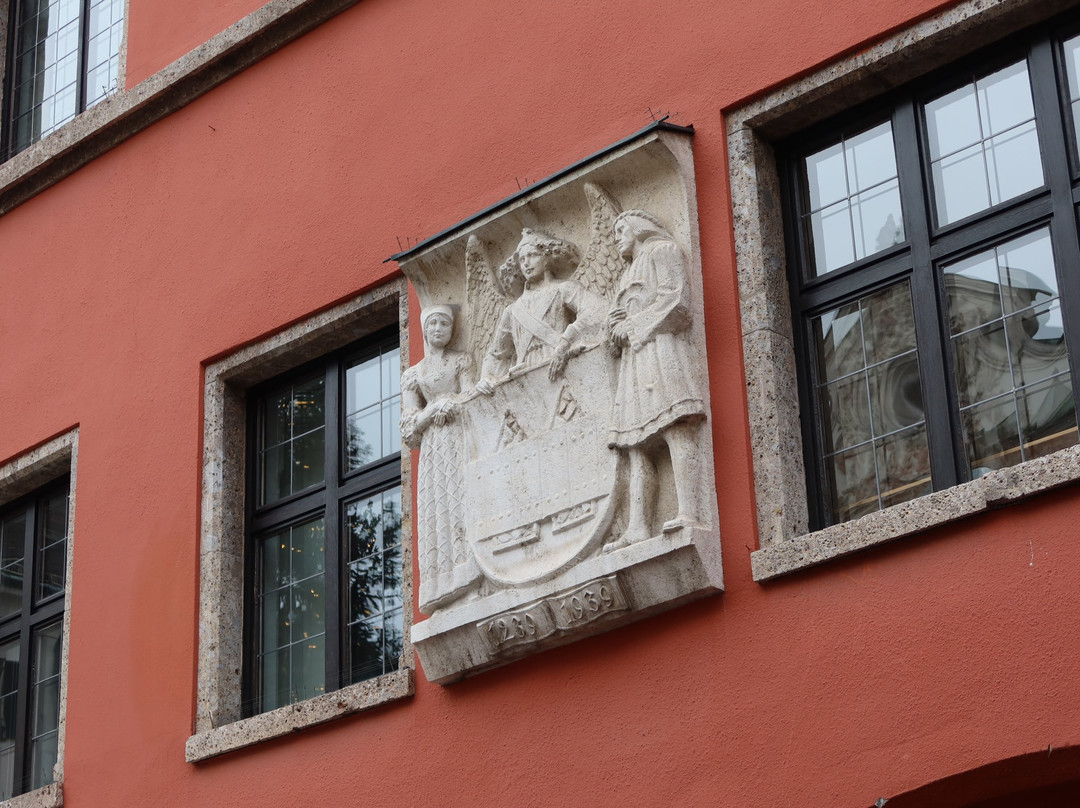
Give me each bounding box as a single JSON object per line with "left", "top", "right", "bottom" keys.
{"left": 2, "top": 0, "right": 1077, "bottom": 804}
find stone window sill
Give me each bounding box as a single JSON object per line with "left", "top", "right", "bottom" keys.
{"left": 751, "top": 444, "right": 1080, "bottom": 581}
{"left": 185, "top": 668, "right": 413, "bottom": 762}
{"left": 0, "top": 783, "right": 61, "bottom": 808}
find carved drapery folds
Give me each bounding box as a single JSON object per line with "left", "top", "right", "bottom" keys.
{"left": 394, "top": 125, "right": 723, "bottom": 683}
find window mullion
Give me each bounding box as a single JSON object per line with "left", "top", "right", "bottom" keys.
{"left": 76, "top": 0, "right": 91, "bottom": 113}
{"left": 1029, "top": 36, "right": 1080, "bottom": 420}
{"left": 323, "top": 360, "right": 342, "bottom": 694}
{"left": 893, "top": 97, "right": 963, "bottom": 489}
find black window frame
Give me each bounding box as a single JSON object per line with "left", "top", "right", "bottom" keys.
{"left": 242, "top": 327, "right": 402, "bottom": 717}
{"left": 780, "top": 15, "right": 1080, "bottom": 531}
{"left": 2, "top": 0, "right": 122, "bottom": 160}
{"left": 0, "top": 476, "right": 67, "bottom": 800}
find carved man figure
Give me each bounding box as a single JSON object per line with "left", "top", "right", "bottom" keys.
{"left": 607, "top": 210, "right": 707, "bottom": 546}
{"left": 477, "top": 228, "right": 604, "bottom": 392}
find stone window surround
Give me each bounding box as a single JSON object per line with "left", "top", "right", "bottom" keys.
{"left": 0, "top": 0, "right": 365, "bottom": 217}
{"left": 0, "top": 428, "right": 78, "bottom": 808}
{"left": 728, "top": 0, "right": 1080, "bottom": 582}
{"left": 186, "top": 280, "right": 413, "bottom": 763}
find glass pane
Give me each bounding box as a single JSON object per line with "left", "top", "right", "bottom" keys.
{"left": 808, "top": 201, "right": 856, "bottom": 274}
{"left": 1065, "top": 34, "right": 1080, "bottom": 159}
{"left": 822, "top": 372, "right": 872, "bottom": 454}
{"left": 862, "top": 284, "right": 918, "bottom": 364}
{"left": 29, "top": 732, "right": 57, "bottom": 791}
{"left": 945, "top": 227, "right": 1075, "bottom": 476}
{"left": 383, "top": 395, "right": 402, "bottom": 457}
{"left": 953, "top": 319, "right": 1011, "bottom": 408}
{"left": 806, "top": 141, "right": 847, "bottom": 209}
{"left": 850, "top": 181, "right": 904, "bottom": 259}
{"left": 1007, "top": 303, "right": 1068, "bottom": 389}
{"left": 926, "top": 60, "right": 1042, "bottom": 226}
{"left": 346, "top": 356, "right": 381, "bottom": 417}
{"left": 0, "top": 638, "right": 19, "bottom": 801}
{"left": 1017, "top": 374, "right": 1078, "bottom": 460}
{"left": 826, "top": 442, "right": 880, "bottom": 523}
{"left": 262, "top": 388, "right": 291, "bottom": 449}
{"left": 291, "top": 376, "right": 325, "bottom": 436}
{"left": 383, "top": 542, "right": 403, "bottom": 614}
{"left": 290, "top": 429, "right": 325, "bottom": 494}
{"left": 0, "top": 561, "right": 24, "bottom": 622}
{"left": 932, "top": 144, "right": 990, "bottom": 224}
{"left": 868, "top": 354, "right": 925, "bottom": 434}
{"left": 349, "top": 554, "right": 382, "bottom": 623}
{"left": 985, "top": 123, "right": 1042, "bottom": 207}
{"left": 815, "top": 303, "right": 865, "bottom": 382}
{"left": 261, "top": 588, "right": 289, "bottom": 651}
{"left": 259, "top": 648, "right": 290, "bottom": 712}
{"left": 382, "top": 350, "right": 401, "bottom": 398}
{"left": 876, "top": 425, "right": 932, "bottom": 509}
{"left": 997, "top": 228, "right": 1058, "bottom": 314}
{"left": 260, "top": 528, "right": 291, "bottom": 591}
{"left": 348, "top": 618, "right": 385, "bottom": 684}
{"left": 382, "top": 488, "right": 402, "bottom": 548}
{"left": 1, "top": 513, "right": 25, "bottom": 568}
{"left": 291, "top": 635, "right": 324, "bottom": 702}
{"left": 945, "top": 248, "right": 1005, "bottom": 334}
{"left": 384, "top": 609, "right": 404, "bottom": 673}
{"left": 346, "top": 497, "right": 383, "bottom": 561}
{"left": 963, "top": 393, "right": 1021, "bottom": 475}
{"left": 926, "top": 83, "right": 982, "bottom": 158}
{"left": 803, "top": 121, "right": 902, "bottom": 275}
{"left": 291, "top": 519, "right": 325, "bottom": 581}
{"left": 260, "top": 442, "right": 290, "bottom": 505}
{"left": 291, "top": 577, "right": 325, "bottom": 642}
{"left": 37, "top": 545, "right": 64, "bottom": 601}
{"left": 345, "top": 409, "right": 380, "bottom": 471}
{"left": 813, "top": 282, "right": 928, "bottom": 525}
{"left": 845, "top": 122, "right": 899, "bottom": 193}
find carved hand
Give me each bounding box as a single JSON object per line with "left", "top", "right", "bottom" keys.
{"left": 475, "top": 378, "right": 496, "bottom": 396}
{"left": 610, "top": 320, "right": 632, "bottom": 347}
{"left": 548, "top": 350, "right": 568, "bottom": 381}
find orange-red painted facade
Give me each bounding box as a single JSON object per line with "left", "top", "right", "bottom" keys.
{"left": 3, "top": 0, "right": 1079, "bottom": 804}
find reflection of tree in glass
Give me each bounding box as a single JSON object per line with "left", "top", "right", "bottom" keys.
{"left": 345, "top": 495, "right": 403, "bottom": 684}
{"left": 346, "top": 418, "right": 374, "bottom": 469}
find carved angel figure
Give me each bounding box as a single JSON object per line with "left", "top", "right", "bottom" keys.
{"left": 467, "top": 184, "right": 626, "bottom": 392}
{"left": 607, "top": 210, "right": 707, "bottom": 545}
{"left": 401, "top": 305, "right": 480, "bottom": 612}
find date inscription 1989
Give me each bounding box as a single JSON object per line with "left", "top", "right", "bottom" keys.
{"left": 477, "top": 575, "right": 628, "bottom": 654}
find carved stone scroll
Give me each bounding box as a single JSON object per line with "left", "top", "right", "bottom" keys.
{"left": 393, "top": 124, "right": 723, "bottom": 683}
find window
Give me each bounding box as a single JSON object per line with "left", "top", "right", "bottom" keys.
{"left": 4, "top": 0, "right": 124, "bottom": 158}
{"left": 780, "top": 24, "right": 1080, "bottom": 531}
{"left": 245, "top": 330, "right": 404, "bottom": 715}
{"left": 189, "top": 284, "right": 412, "bottom": 761}
{"left": 0, "top": 480, "right": 67, "bottom": 801}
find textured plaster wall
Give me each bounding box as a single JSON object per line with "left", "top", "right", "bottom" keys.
{"left": 1, "top": 0, "right": 1078, "bottom": 805}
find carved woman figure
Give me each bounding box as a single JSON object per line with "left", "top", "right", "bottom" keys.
{"left": 401, "top": 305, "right": 480, "bottom": 612}
{"left": 607, "top": 210, "right": 708, "bottom": 546}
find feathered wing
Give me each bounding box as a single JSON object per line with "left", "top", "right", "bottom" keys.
{"left": 574, "top": 182, "right": 624, "bottom": 301}
{"left": 465, "top": 235, "right": 509, "bottom": 372}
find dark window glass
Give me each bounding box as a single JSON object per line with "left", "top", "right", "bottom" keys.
{"left": 247, "top": 332, "right": 402, "bottom": 716}
{"left": 0, "top": 480, "right": 67, "bottom": 799}
{"left": 4, "top": 0, "right": 124, "bottom": 158}
{"left": 783, "top": 23, "right": 1080, "bottom": 529}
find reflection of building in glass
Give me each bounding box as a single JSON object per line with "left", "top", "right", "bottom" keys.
{"left": 817, "top": 254, "right": 1077, "bottom": 524}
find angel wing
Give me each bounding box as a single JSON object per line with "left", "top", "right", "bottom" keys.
{"left": 465, "top": 235, "right": 512, "bottom": 372}
{"left": 573, "top": 182, "right": 624, "bottom": 301}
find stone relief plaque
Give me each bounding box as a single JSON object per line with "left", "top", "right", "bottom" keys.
{"left": 392, "top": 123, "right": 723, "bottom": 683}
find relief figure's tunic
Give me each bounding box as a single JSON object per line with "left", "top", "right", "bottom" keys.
{"left": 609, "top": 237, "right": 705, "bottom": 448}
{"left": 401, "top": 351, "right": 479, "bottom": 612}
{"left": 482, "top": 281, "right": 603, "bottom": 379}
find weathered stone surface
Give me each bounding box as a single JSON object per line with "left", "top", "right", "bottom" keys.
{"left": 395, "top": 127, "right": 723, "bottom": 682}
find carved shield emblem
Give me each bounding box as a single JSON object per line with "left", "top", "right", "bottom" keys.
{"left": 462, "top": 344, "right": 618, "bottom": 585}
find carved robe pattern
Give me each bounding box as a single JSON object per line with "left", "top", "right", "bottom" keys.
{"left": 401, "top": 351, "right": 479, "bottom": 612}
